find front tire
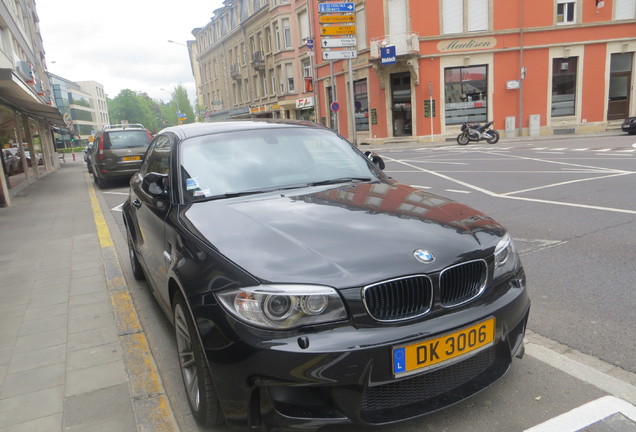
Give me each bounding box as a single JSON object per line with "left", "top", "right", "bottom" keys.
{"left": 173, "top": 293, "right": 223, "bottom": 427}
{"left": 486, "top": 130, "right": 500, "bottom": 144}
{"left": 457, "top": 132, "right": 469, "bottom": 145}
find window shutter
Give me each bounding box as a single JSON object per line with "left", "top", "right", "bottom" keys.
{"left": 615, "top": 0, "right": 636, "bottom": 19}
{"left": 443, "top": 0, "right": 463, "bottom": 34}
{"left": 467, "top": 0, "right": 488, "bottom": 32}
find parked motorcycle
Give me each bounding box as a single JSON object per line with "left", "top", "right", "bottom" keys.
{"left": 364, "top": 151, "right": 385, "bottom": 170}
{"left": 456, "top": 121, "right": 500, "bottom": 145}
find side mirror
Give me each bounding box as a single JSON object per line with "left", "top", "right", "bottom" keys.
{"left": 142, "top": 172, "right": 168, "bottom": 198}
{"left": 364, "top": 151, "right": 385, "bottom": 170}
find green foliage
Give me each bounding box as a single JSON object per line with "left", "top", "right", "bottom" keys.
{"left": 107, "top": 86, "right": 195, "bottom": 133}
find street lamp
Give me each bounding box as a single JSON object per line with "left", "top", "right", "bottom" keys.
{"left": 167, "top": 40, "right": 187, "bottom": 47}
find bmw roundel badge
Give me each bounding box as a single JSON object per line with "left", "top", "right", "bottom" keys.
{"left": 414, "top": 249, "right": 435, "bottom": 264}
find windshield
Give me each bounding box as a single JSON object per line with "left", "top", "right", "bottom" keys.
{"left": 179, "top": 126, "right": 378, "bottom": 203}
{"left": 105, "top": 130, "right": 151, "bottom": 150}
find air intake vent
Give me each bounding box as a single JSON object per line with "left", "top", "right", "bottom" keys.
{"left": 363, "top": 276, "right": 433, "bottom": 322}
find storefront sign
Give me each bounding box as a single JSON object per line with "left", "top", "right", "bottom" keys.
{"left": 249, "top": 105, "right": 271, "bottom": 114}
{"left": 447, "top": 101, "right": 485, "bottom": 110}
{"left": 381, "top": 46, "right": 397, "bottom": 65}
{"left": 437, "top": 37, "right": 496, "bottom": 53}
{"left": 296, "top": 97, "right": 314, "bottom": 109}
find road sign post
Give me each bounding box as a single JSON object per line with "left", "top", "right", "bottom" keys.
{"left": 318, "top": 1, "right": 357, "bottom": 143}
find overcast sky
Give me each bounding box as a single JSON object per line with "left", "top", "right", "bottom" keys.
{"left": 36, "top": 0, "right": 225, "bottom": 104}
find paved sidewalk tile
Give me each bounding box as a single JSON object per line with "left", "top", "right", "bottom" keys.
{"left": 0, "top": 164, "right": 148, "bottom": 432}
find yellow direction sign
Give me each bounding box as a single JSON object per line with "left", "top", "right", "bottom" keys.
{"left": 321, "top": 25, "right": 356, "bottom": 36}
{"left": 319, "top": 15, "right": 355, "bottom": 24}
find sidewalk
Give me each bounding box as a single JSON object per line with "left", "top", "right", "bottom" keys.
{"left": 0, "top": 161, "right": 177, "bottom": 432}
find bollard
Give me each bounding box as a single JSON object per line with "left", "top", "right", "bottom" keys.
{"left": 72, "top": 153, "right": 76, "bottom": 161}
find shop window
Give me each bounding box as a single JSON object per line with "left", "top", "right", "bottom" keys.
{"left": 556, "top": 0, "right": 576, "bottom": 25}
{"left": 442, "top": 0, "right": 488, "bottom": 34}
{"left": 551, "top": 57, "right": 577, "bottom": 117}
{"left": 444, "top": 65, "right": 488, "bottom": 125}
{"left": 615, "top": 0, "right": 636, "bottom": 20}
{"left": 354, "top": 79, "right": 369, "bottom": 132}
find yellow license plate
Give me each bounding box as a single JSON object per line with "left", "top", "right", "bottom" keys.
{"left": 122, "top": 156, "right": 140, "bottom": 161}
{"left": 392, "top": 317, "right": 495, "bottom": 376}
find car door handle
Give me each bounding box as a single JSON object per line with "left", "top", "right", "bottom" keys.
{"left": 163, "top": 251, "right": 172, "bottom": 263}
{"left": 132, "top": 199, "right": 142, "bottom": 208}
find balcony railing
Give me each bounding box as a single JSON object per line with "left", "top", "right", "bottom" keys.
{"left": 230, "top": 63, "right": 242, "bottom": 80}
{"left": 251, "top": 51, "right": 265, "bottom": 70}
{"left": 370, "top": 33, "right": 419, "bottom": 59}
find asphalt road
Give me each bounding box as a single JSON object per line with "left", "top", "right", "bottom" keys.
{"left": 94, "top": 133, "right": 636, "bottom": 432}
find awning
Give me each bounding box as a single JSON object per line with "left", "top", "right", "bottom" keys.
{"left": 0, "top": 68, "right": 65, "bottom": 126}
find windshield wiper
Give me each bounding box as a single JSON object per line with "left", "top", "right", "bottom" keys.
{"left": 204, "top": 189, "right": 271, "bottom": 201}
{"left": 308, "top": 177, "right": 374, "bottom": 187}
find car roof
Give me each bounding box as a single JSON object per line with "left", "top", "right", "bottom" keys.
{"left": 158, "top": 119, "right": 329, "bottom": 141}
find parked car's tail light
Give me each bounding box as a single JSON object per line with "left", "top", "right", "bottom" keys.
{"left": 493, "top": 232, "right": 520, "bottom": 280}
{"left": 97, "top": 134, "right": 105, "bottom": 162}
{"left": 216, "top": 285, "right": 347, "bottom": 330}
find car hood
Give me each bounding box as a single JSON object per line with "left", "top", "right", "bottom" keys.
{"left": 182, "top": 182, "right": 504, "bottom": 288}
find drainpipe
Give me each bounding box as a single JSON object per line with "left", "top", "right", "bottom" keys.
{"left": 518, "top": 0, "right": 525, "bottom": 137}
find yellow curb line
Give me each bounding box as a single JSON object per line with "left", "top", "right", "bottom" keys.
{"left": 86, "top": 175, "right": 179, "bottom": 432}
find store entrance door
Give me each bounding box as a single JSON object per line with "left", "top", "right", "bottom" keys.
{"left": 608, "top": 53, "right": 633, "bottom": 121}
{"left": 391, "top": 72, "right": 412, "bottom": 137}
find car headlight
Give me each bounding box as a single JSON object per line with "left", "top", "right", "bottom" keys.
{"left": 493, "top": 233, "right": 520, "bottom": 280}
{"left": 216, "top": 285, "right": 347, "bottom": 330}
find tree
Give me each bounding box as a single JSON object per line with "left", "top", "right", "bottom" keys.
{"left": 165, "top": 84, "right": 194, "bottom": 125}
{"left": 108, "top": 89, "right": 155, "bottom": 129}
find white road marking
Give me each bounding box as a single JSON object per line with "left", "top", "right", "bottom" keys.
{"left": 501, "top": 172, "right": 632, "bottom": 196}
{"left": 523, "top": 396, "right": 636, "bottom": 432}
{"left": 111, "top": 203, "right": 124, "bottom": 212}
{"left": 410, "top": 185, "right": 432, "bottom": 189}
{"left": 515, "top": 238, "right": 566, "bottom": 254}
{"left": 445, "top": 189, "right": 471, "bottom": 194}
{"left": 384, "top": 156, "right": 636, "bottom": 215}
{"left": 536, "top": 151, "right": 565, "bottom": 155}
{"left": 103, "top": 191, "right": 129, "bottom": 195}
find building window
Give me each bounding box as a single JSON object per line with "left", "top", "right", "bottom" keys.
{"left": 615, "top": 0, "right": 636, "bottom": 19}
{"left": 444, "top": 65, "right": 488, "bottom": 125}
{"left": 556, "top": 0, "right": 576, "bottom": 25}
{"left": 270, "top": 69, "right": 277, "bottom": 96}
{"left": 282, "top": 18, "right": 292, "bottom": 49}
{"left": 354, "top": 79, "right": 369, "bottom": 131}
{"left": 274, "top": 22, "right": 281, "bottom": 51}
{"left": 298, "top": 10, "right": 310, "bottom": 44}
{"left": 302, "top": 58, "right": 313, "bottom": 92}
{"left": 285, "top": 63, "right": 295, "bottom": 93}
{"left": 551, "top": 57, "right": 577, "bottom": 117}
{"left": 356, "top": 7, "right": 368, "bottom": 50}
{"left": 442, "top": 0, "right": 488, "bottom": 34}
{"left": 261, "top": 71, "right": 268, "bottom": 97}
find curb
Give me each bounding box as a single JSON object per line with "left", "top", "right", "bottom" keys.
{"left": 86, "top": 174, "right": 179, "bottom": 432}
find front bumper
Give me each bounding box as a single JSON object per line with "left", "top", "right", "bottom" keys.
{"left": 194, "top": 270, "right": 530, "bottom": 430}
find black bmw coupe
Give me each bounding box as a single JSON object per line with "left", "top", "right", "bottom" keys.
{"left": 122, "top": 120, "right": 530, "bottom": 431}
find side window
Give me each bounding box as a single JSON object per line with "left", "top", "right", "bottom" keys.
{"left": 140, "top": 135, "right": 171, "bottom": 176}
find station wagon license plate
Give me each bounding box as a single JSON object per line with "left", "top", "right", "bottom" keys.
{"left": 121, "top": 155, "right": 141, "bottom": 162}
{"left": 392, "top": 317, "right": 495, "bottom": 376}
